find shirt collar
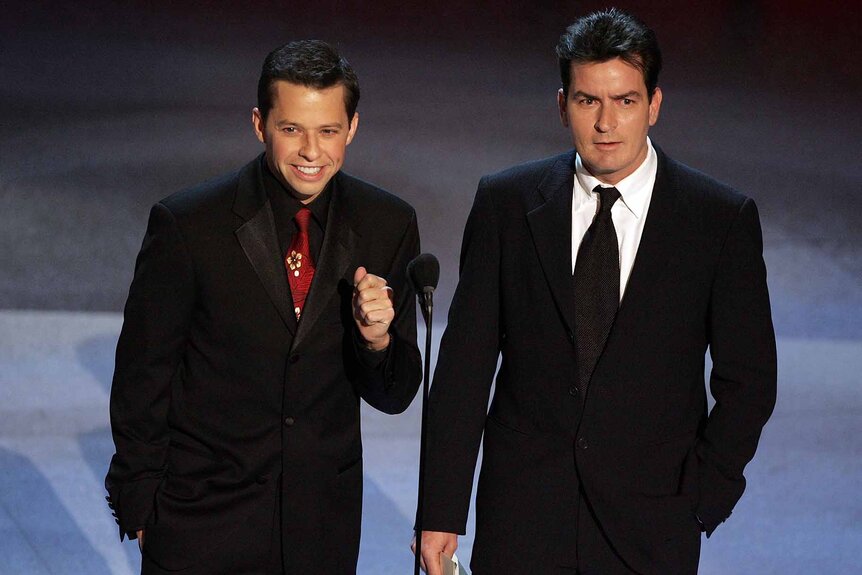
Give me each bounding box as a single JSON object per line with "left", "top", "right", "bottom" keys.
{"left": 574, "top": 137, "right": 657, "bottom": 219}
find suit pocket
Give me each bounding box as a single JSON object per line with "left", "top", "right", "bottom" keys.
{"left": 144, "top": 479, "right": 270, "bottom": 571}
{"left": 624, "top": 492, "right": 701, "bottom": 573}
{"left": 475, "top": 418, "right": 573, "bottom": 569}
{"left": 486, "top": 413, "right": 531, "bottom": 436}
{"left": 169, "top": 439, "right": 221, "bottom": 462}
{"left": 161, "top": 440, "right": 226, "bottom": 501}
{"left": 624, "top": 432, "right": 698, "bottom": 498}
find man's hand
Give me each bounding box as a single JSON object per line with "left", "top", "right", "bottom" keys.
{"left": 352, "top": 266, "right": 394, "bottom": 351}
{"left": 136, "top": 529, "right": 145, "bottom": 552}
{"left": 411, "top": 531, "right": 458, "bottom": 575}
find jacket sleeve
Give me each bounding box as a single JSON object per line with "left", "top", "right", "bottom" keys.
{"left": 420, "top": 178, "right": 502, "bottom": 534}
{"left": 105, "top": 202, "right": 195, "bottom": 539}
{"left": 697, "top": 197, "right": 777, "bottom": 535}
{"left": 352, "top": 209, "right": 423, "bottom": 415}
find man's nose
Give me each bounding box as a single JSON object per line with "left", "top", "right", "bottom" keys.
{"left": 299, "top": 135, "right": 320, "bottom": 160}
{"left": 594, "top": 104, "right": 616, "bottom": 133}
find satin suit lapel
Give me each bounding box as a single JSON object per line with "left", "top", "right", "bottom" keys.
{"left": 233, "top": 159, "right": 298, "bottom": 336}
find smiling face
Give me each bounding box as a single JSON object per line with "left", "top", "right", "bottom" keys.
{"left": 558, "top": 57, "right": 662, "bottom": 185}
{"left": 252, "top": 80, "right": 358, "bottom": 203}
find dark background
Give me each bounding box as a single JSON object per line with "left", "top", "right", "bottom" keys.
{"left": 2, "top": 0, "right": 860, "bottom": 341}
{"left": 1, "top": 2, "right": 860, "bottom": 573}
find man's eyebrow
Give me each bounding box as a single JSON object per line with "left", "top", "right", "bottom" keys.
{"left": 571, "top": 90, "right": 599, "bottom": 99}
{"left": 570, "top": 90, "right": 643, "bottom": 100}
{"left": 273, "top": 120, "right": 344, "bottom": 129}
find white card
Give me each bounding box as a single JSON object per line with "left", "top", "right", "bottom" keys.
{"left": 441, "top": 552, "right": 468, "bottom": 575}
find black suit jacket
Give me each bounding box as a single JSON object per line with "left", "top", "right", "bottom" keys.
{"left": 422, "top": 147, "right": 776, "bottom": 574}
{"left": 106, "top": 155, "right": 422, "bottom": 573}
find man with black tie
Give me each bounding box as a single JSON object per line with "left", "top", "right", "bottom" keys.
{"left": 417, "top": 9, "right": 776, "bottom": 575}
{"left": 106, "top": 40, "right": 422, "bottom": 574}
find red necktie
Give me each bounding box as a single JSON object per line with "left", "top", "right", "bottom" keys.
{"left": 286, "top": 207, "right": 316, "bottom": 319}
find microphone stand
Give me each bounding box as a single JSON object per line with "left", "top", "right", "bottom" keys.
{"left": 414, "top": 289, "right": 433, "bottom": 575}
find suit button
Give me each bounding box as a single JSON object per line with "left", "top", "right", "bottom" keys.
{"left": 569, "top": 331, "right": 575, "bottom": 344}
{"left": 569, "top": 386, "right": 579, "bottom": 396}
{"left": 289, "top": 355, "right": 300, "bottom": 364}
{"left": 256, "top": 474, "right": 270, "bottom": 485}
{"left": 577, "top": 437, "right": 589, "bottom": 450}
{"left": 283, "top": 416, "right": 295, "bottom": 427}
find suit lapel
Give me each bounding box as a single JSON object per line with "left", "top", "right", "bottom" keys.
{"left": 233, "top": 158, "right": 298, "bottom": 335}
{"left": 526, "top": 151, "right": 577, "bottom": 335}
{"left": 292, "top": 174, "right": 358, "bottom": 351}
{"left": 614, "top": 147, "right": 682, "bottom": 325}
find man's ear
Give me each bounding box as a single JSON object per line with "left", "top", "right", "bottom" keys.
{"left": 648, "top": 87, "right": 663, "bottom": 127}
{"left": 557, "top": 89, "right": 569, "bottom": 127}
{"left": 251, "top": 107, "right": 266, "bottom": 143}
{"left": 345, "top": 111, "right": 359, "bottom": 146}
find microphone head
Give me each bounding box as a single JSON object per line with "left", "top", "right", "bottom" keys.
{"left": 407, "top": 253, "right": 440, "bottom": 294}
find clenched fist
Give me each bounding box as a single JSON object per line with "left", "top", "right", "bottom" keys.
{"left": 352, "top": 266, "right": 394, "bottom": 351}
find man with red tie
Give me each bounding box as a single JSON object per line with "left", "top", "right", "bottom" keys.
{"left": 106, "top": 40, "right": 422, "bottom": 574}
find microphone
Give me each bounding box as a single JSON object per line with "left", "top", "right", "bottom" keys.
{"left": 406, "top": 253, "right": 440, "bottom": 575}
{"left": 407, "top": 253, "right": 439, "bottom": 323}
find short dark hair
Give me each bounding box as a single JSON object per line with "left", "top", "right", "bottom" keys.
{"left": 257, "top": 40, "right": 360, "bottom": 121}
{"left": 556, "top": 8, "right": 662, "bottom": 100}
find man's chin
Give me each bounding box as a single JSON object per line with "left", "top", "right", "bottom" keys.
{"left": 287, "top": 180, "right": 330, "bottom": 202}
{"left": 583, "top": 161, "right": 620, "bottom": 180}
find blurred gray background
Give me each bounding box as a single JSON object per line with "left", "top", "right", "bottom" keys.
{"left": 1, "top": 1, "right": 860, "bottom": 573}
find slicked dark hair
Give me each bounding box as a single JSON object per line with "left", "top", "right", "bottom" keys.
{"left": 556, "top": 8, "right": 662, "bottom": 100}
{"left": 257, "top": 40, "right": 360, "bottom": 121}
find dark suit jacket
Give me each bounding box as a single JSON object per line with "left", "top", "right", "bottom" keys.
{"left": 106, "top": 155, "right": 422, "bottom": 573}
{"left": 422, "top": 147, "right": 777, "bottom": 575}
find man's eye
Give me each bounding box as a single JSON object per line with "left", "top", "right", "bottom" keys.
{"left": 282, "top": 127, "right": 297, "bottom": 133}
{"left": 321, "top": 129, "right": 338, "bottom": 136}
{"left": 580, "top": 98, "right": 595, "bottom": 105}
{"left": 622, "top": 98, "right": 633, "bottom": 105}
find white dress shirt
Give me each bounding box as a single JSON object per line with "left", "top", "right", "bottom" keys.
{"left": 571, "top": 138, "right": 658, "bottom": 302}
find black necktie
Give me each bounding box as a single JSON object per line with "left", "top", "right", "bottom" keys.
{"left": 573, "top": 185, "right": 621, "bottom": 393}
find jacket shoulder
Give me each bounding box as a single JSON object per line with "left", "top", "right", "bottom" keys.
{"left": 142, "top": 163, "right": 248, "bottom": 238}
{"left": 483, "top": 152, "right": 570, "bottom": 190}
{"left": 338, "top": 171, "right": 417, "bottom": 222}
{"left": 662, "top": 154, "right": 749, "bottom": 212}
{"left": 158, "top": 167, "right": 244, "bottom": 218}
{"left": 473, "top": 152, "right": 573, "bottom": 217}
{"left": 657, "top": 151, "right": 762, "bottom": 248}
